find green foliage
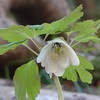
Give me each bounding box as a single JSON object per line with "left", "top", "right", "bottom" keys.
{"left": 14, "top": 61, "right": 40, "bottom": 100}
{"left": 74, "top": 20, "right": 97, "bottom": 34}
{"left": 77, "top": 55, "right": 94, "bottom": 70}
{"left": 0, "top": 5, "right": 84, "bottom": 55}
{"left": 63, "top": 55, "right": 94, "bottom": 84}
{"left": 0, "top": 40, "right": 27, "bottom": 55}
{"left": 74, "top": 46, "right": 97, "bottom": 51}
{"left": 73, "top": 20, "right": 100, "bottom": 44}
{"left": 0, "top": 4, "right": 100, "bottom": 99}
{"left": 0, "top": 5, "right": 99, "bottom": 47}
{"left": 0, "top": 25, "right": 33, "bottom": 42}
{"left": 62, "top": 65, "right": 78, "bottom": 82}
{"left": 31, "top": 5, "right": 83, "bottom": 37}
{"left": 94, "top": 19, "right": 100, "bottom": 30}
{"left": 75, "top": 66, "right": 93, "bottom": 84}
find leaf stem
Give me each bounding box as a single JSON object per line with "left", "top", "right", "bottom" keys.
{"left": 41, "top": 34, "right": 49, "bottom": 48}
{"left": 23, "top": 44, "right": 38, "bottom": 56}
{"left": 24, "top": 34, "right": 40, "bottom": 51}
{"left": 52, "top": 74, "right": 64, "bottom": 100}
{"left": 29, "top": 37, "right": 41, "bottom": 51}
{"left": 43, "top": 34, "right": 49, "bottom": 42}
{"left": 71, "top": 41, "right": 81, "bottom": 47}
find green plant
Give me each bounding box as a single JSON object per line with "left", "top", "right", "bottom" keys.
{"left": 0, "top": 5, "right": 100, "bottom": 100}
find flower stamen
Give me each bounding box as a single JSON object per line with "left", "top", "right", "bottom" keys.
{"left": 52, "top": 42, "right": 63, "bottom": 53}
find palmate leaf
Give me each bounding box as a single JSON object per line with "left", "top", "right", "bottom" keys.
{"left": 0, "top": 5, "right": 83, "bottom": 41}
{"left": 73, "top": 34, "right": 100, "bottom": 44}
{"left": 14, "top": 60, "right": 40, "bottom": 100}
{"left": 0, "top": 39, "right": 27, "bottom": 55}
{"left": 0, "top": 25, "right": 34, "bottom": 42}
{"left": 94, "top": 19, "right": 100, "bottom": 30}
{"left": 62, "top": 55, "right": 94, "bottom": 84}
{"left": 74, "top": 20, "right": 97, "bottom": 34}
{"left": 75, "top": 66, "right": 93, "bottom": 84}
{"left": 63, "top": 65, "right": 78, "bottom": 82}
{"left": 73, "top": 20, "right": 100, "bottom": 44}
{"left": 74, "top": 46, "right": 97, "bottom": 51}
{"left": 77, "top": 55, "right": 94, "bottom": 70}
{"left": 30, "top": 5, "right": 83, "bottom": 37}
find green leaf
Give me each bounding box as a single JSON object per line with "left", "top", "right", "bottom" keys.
{"left": 63, "top": 4, "right": 83, "bottom": 25}
{"left": 73, "top": 35, "right": 100, "bottom": 44}
{"left": 0, "top": 5, "right": 83, "bottom": 40}
{"left": 62, "top": 66, "right": 78, "bottom": 82}
{"left": 73, "top": 20, "right": 100, "bottom": 44}
{"left": 30, "top": 25, "right": 43, "bottom": 30}
{"left": 78, "top": 55, "right": 94, "bottom": 70}
{"left": 91, "top": 36, "right": 100, "bottom": 44}
{"left": 31, "top": 5, "right": 83, "bottom": 37}
{"left": 62, "top": 55, "right": 94, "bottom": 84}
{"left": 0, "top": 39, "right": 27, "bottom": 55}
{"left": 74, "top": 55, "right": 94, "bottom": 84}
{"left": 75, "top": 66, "right": 93, "bottom": 84}
{"left": 0, "top": 25, "right": 34, "bottom": 42}
{"left": 74, "top": 46, "right": 96, "bottom": 51}
{"left": 14, "top": 60, "right": 40, "bottom": 100}
{"left": 74, "top": 20, "right": 97, "bottom": 34}
{"left": 94, "top": 19, "right": 100, "bottom": 30}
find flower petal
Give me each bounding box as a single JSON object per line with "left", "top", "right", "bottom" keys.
{"left": 54, "top": 66, "right": 65, "bottom": 76}
{"left": 41, "top": 58, "right": 48, "bottom": 67}
{"left": 47, "top": 58, "right": 58, "bottom": 73}
{"left": 67, "top": 47, "right": 80, "bottom": 66}
{"left": 51, "top": 38, "right": 79, "bottom": 66}
{"left": 37, "top": 37, "right": 80, "bottom": 78}
{"left": 58, "top": 51, "right": 70, "bottom": 68}
{"left": 45, "top": 65, "right": 49, "bottom": 73}
{"left": 49, "top": 73, "right": 52, "bottom": 78}
{"left": 37, "top": 44, "right": 49, "bottom": 63}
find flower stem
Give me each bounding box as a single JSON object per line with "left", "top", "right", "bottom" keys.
{"left": 52, "top": 74, "right": 64, "bottom": 100}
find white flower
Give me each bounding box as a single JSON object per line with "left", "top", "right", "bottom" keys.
{"left": 37, "top": 38, "right": 80, "bottom": 78}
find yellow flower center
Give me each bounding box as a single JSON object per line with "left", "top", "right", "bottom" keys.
{"left": 52, "top": 42, "right": 62, "bottom": 52}
{"left": 50, "top": 42, "right": 65, "bottom": 60}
